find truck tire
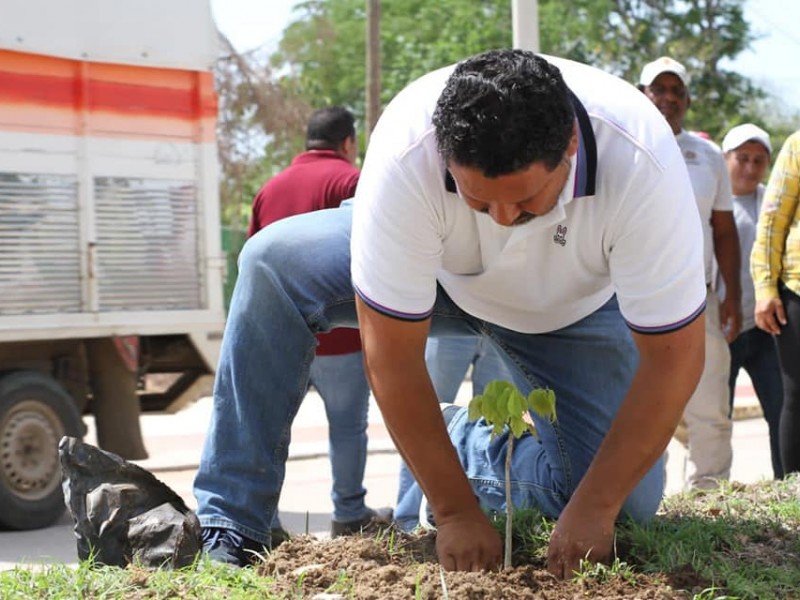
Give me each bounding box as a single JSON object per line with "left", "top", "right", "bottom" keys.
{"left": 0, "top": 371, "right": 83, "bottom": 530}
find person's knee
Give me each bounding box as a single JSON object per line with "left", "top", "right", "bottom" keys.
{"left": 239, "top": 227, "right": 293, "bottom": 275}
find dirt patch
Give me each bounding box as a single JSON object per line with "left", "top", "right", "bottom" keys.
{"left": 258, "top": 532, "right": 686, "bottom": 599}
{"left": 253, "top": 478, "right": 800, "bottom": 599}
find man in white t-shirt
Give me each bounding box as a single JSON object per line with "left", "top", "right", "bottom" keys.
{"left": 639, "top": 57, "right": 742, "bottom": 490}
{"left": 193, "top": 49, "right": 706, "bottom": 577}
{"left": 721, "top": 123, "right": 783, "bottom": 479}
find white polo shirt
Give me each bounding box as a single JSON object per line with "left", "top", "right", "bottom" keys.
{"left": 676, "top": 131, "right": 733, "bottom": 283}
{"left": 351, "top": 55, "right": 706, "bottom": 335}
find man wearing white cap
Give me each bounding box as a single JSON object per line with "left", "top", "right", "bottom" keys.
{"left": 722, "top": 124, "right": 783, "bottom": 479}
{"left": 640, "top": 57, "right": 742, "bottom": 489}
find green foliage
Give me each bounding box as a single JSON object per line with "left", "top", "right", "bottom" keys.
{"left": 538, "top": 0, "right": 766, "bottom": 141}
{"left": 258, "top": 0, "right": 786, "bottom": 167}
{"left": 468, "top": 380, "right": 556, "bottom": 439}
{"left": 271, "top": 0, "right": 511, "bottom": 128}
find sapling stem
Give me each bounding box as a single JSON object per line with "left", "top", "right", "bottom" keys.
{"left": 505, "top": 436, "right": 513, "bottom": 569}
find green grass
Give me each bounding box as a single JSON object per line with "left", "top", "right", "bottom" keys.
{"left": 0, "top": 558, "right": 282, "bottom": 600}
{"left": 486, "top": 476, "right": 800, "bottom": 599}
{"left": 1, "top": 476, "right": 798, "bottom": 599}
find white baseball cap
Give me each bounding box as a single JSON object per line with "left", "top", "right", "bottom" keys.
{"left": 639, "top": 57, "right": 690, "bottom": 87}
{"left": 721, "top": 123, "right": 772, "bottom": 155}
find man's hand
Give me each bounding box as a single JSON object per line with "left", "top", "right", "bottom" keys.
{"left": 546, "top": 500, "right": 614, "bottom": 579}
{"left": 719, "top": 295, "right": 742, "bottom": 343}
{"left": 436, "top": 509, "right": 502, "bottom": 572}
{"left": 755, "top": 297, "right": 787, "bottom": 335}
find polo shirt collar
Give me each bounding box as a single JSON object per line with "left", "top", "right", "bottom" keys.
{"left": 443, "top": 89, "right": 597, "bottom": 199}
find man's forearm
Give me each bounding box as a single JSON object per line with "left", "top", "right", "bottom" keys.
{"left": 715, "top": 234, "right": 742, "bottom": 301}
{"left": 361, "top": 340, "right": 482, "bottom": 523}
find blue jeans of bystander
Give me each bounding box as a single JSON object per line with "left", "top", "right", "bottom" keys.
{"left": 270, "top": 351, "right": 370, "bottom": 529}
{"left": 728, "top": 327, "right": 784, "bottom": 478}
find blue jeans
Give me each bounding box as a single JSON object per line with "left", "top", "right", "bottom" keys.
{"left": 271, "top": 351, "right": 370, "bottom": 528}
{"left": 728, "top": 327, "right": 784, "bottom": 479}
{"left": 425, "top": 336, "right": 516, "bottom": 402}
{"left": 396, "top": 336, "right": 516, "bottom": 530}
{"left": 193, "top": 204, "right": 664, "bottom": 546}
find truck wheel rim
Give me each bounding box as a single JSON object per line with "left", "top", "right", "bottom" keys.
{"left": 0, "top": 400, "right": 63, "bottom": 501}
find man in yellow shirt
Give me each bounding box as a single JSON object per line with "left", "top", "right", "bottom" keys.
{"left": 751, "top": 130, "right": 800, "bottom": 475}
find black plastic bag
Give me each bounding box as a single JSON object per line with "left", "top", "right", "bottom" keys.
{"left": 59, "top": 436, "right": 201, "bottom": 568}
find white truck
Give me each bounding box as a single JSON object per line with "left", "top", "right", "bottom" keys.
{"left": 0, "top": 0, "right": 225, "bottom": 529}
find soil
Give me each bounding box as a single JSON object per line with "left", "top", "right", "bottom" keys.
{"left": 253, "top": 479, "right": 800, "bottom": 599}
{"left": 258, "top": 531, "right": 692, "bottom": 599}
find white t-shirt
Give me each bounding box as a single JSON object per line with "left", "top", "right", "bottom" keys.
{"left": 731, "top": 184, "right": 764, "bottom": 332}
{"left": 351, "top": 55, "right": 706, "bottom": 335}
{"left": 676, "top": 131, "right": 733, "bottom": 283}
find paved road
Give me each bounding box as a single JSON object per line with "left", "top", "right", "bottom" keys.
{"left": 0, "top": 376, "right": 774, "bottom": 570}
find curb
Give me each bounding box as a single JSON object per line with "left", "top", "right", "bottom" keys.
{"left": 138, "top": 399, "right": 763, "bottom": 474}
{"left": 139, "top": 429, "right": 397, "bottom": 474}
{"left": 732, "top": 403, "right": 763, "bottom": 421}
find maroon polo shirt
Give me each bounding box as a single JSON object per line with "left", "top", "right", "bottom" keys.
{"left": 248, "top": 150, "right": 362, "bottom": 356}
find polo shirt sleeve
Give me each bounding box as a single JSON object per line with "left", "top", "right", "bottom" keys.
{"left": 607, "top": 144, "right": 707, "bottom": 334}
{"left": 351, "top": 155, "right": 443, "bottom": 320}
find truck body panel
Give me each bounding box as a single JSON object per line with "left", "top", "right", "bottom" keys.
{"left": 0, "top": 0, "right": 225, "bottom": 529}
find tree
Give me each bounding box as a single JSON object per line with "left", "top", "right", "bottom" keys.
{"left": 271, "top": 0, "right": 767, "bottom": 144}
{"left": 538, "top": 0, "right": 765, "bottom": 140}
{"left": 271, "top": 0, "right": 512, "bottom": 132}
{"left": 214, "top": 33, "right": 312, "bottom": 228}
{"left": 219, "top": 0, "right": 784, "bottom": 226}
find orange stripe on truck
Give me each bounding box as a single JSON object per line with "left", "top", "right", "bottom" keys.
{"left": 0, "top": 49, "right": 216, "bottom": 142}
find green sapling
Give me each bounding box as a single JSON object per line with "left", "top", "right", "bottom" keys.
{"left": 468, "top": 380, "right": 556, "bottom": 568}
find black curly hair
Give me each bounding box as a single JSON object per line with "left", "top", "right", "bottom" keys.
{"left": 433, "top": 49, "right": 575, "bottom": 177}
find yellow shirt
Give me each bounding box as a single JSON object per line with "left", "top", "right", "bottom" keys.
{"left": 752, "top": 130, "right": 800, "bottom": 301}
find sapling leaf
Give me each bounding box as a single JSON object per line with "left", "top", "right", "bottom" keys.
{"left": 509, "top": 387, "right": 527, "bottom": 417}
{"left": 467, "top": 395, "right": 483, "bottom": 421}
{"left": 527, "top": 388, "right": 557, "bottom": 422}
{"left": 509, "top": 415, "right": 528, "bottom": 438}
{"left": 497, "top": 386, "right": 511, "bottom": 421}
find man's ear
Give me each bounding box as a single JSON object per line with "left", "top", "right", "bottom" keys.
{"left": 339, "top": 135, "right": 358, "bottom": 162}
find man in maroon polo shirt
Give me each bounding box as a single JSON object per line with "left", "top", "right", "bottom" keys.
{"left": 247, "top": 107, "right": 390, "bottom": 544}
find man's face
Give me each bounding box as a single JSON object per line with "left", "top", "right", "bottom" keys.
{"left": 644, "top": 72, "right": 689, "bottom": 134}
{"left": 725, "top": 141, "right": 770, "bottom": 196}
{"left": 449, "top": 157, "right": 572, "bottom": 227}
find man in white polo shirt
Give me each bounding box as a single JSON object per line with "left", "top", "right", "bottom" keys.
{"left": 639, "top": 57, "right": 742, "bottom": 490}
{"left": 194, "top": 49, "right": 706, "bottom": 578}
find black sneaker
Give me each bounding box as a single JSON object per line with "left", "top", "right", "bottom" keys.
{"left": 269, "top": 526, "right": 291, "bottom": 549}
{"left": 330, "top": 506, "right": 394, "bottom": 537}
{"left": 201, "top": 527, "right": 267, "bottom": 567}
